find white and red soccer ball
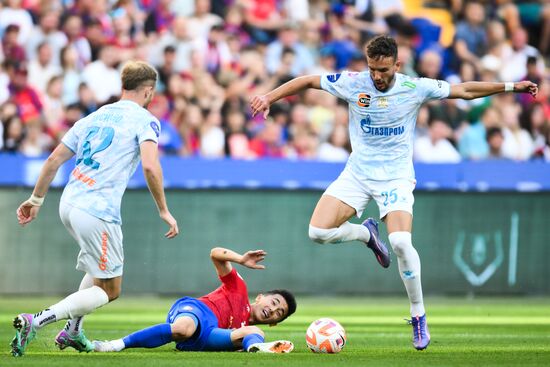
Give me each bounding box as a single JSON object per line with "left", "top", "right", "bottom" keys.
{"left": 306, "top": 318, "right": 347, "bottom": 354}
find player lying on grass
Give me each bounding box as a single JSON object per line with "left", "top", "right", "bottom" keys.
{"left": 93, "top": 247, "right": 296, "bottom": 353}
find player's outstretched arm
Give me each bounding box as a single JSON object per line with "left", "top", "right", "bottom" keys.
{"left": 140, "top": 140, "right": 179, "bottom": 239}
{"left": 250, "top": 75, "right": 321, "bottom": 118}
{"left": 210, "top": 247, "right": 267, "bottom": 277}
{"left": 448, "top": 80, "right": 538, "bottom": 100}
{"left": 16, "top": 143, "right": 74, "bottom": 226}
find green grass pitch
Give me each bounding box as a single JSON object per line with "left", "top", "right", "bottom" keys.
{"left": 0, "top": 296, "right": 549, "bottom": 366}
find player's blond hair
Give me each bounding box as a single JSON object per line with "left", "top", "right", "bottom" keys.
{"left": 120, "top": 61, "right": 158, "bottom": 91}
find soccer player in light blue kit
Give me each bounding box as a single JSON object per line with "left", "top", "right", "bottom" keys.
{"left": 11, "top": 61, "right": 179, "bottom": 357}
{"left": 251, "top": 35, "right": 538, "bottom": 350}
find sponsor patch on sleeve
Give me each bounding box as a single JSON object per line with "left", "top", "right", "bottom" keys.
{"left": 149, "top": 121, "right": 160, "bottom": 137}
{"left": 327, "top": 73, "right": 341, "bottom": 83}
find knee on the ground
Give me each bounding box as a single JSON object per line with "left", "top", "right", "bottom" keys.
{"left": 308, "top": 225, "right": 336, "bottom": 244}
{"left": 388, "top": 232, "right": 413, "bottom": 257}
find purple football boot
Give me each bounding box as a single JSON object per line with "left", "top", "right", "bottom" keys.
{"left": 410, "top": 314, "right": 431, "bottom": 350}
{"left": 362, "top": 218, "right": 391, "bottom": 268}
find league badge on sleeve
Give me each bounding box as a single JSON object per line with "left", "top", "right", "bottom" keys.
{"left": 149, "top": 121, "right": 160, "bottom": 137}
{"left": 327, "top": 73, "right": 341, "bottom": 83}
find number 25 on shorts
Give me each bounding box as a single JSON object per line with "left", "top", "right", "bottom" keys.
{"left": 381, "top": 189, "right": 398, "bottom": 206}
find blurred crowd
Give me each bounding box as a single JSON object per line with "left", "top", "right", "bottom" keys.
{"left": 0, "top": 0, "right": 549, "bottom": 162}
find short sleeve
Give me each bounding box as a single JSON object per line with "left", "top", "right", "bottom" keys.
{"left": 219, "top": 268, "right": 247, "bottom": 293}
{"left": 320, "top": 72, "right": 355, "bottom": 101}
{"left": 138, "top": 116, "right": 161, "bottom": 145}
{"left": 416, "top": 77, "right": 450, "bottom": 103}
{"left": 61, "top": 126, "right": 79, "bottom": 153}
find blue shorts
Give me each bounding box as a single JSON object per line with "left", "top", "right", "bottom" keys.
{"left": 166, "top": 297, "right": 232, "bottom": 351}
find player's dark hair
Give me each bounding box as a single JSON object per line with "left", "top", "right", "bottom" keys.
{"left": 121, "top": 61, "right": 158, "bottom": 91}
{"left": 266, "top": 289, "right": 297, "bottom": 322}
{"left": 365, "top": 35, "right": 398, "bottom": 61}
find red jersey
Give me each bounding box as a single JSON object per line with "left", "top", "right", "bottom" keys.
{"left": 199, "top": 269, "right": 251, "bottom": 329}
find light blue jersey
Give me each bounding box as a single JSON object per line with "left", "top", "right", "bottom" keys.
{"left": 61, "top": 100, "right": 161, "bottom": 224}
{"left": 321, "top": 72, "right": 450, "bottom": 181}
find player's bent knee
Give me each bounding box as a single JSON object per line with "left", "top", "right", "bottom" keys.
{"left": 308, "top": 225, "right": 336, "bottom": 244}
{"left": 388, "top": 231, "right": 413, "bottom": 257}
{"left": 171, "top": 317, "right": 197, "bottom": 341}
{"left": 104, "top": 286, "right": 121, "bottom": 301}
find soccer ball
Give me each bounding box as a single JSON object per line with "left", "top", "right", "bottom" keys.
{"left": 306, "top": 318, "right": 347, "bottom": 354}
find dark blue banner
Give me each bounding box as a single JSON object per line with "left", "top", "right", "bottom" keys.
{"left": 1, "top": 153, "right": 549, "bottom": 191}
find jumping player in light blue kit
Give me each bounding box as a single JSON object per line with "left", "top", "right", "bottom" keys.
{"left": 250, "top": 35, "right": 538, "bottom": 350}
{"left": 12, "top": 61, "right": 179, "bottom": 357}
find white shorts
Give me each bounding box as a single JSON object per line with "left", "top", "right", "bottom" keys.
{"left": 323, "top": 166, "right": 416, "bottom": 219}
{"left": 59, "top": 202, "right": 124, "bottom": 279}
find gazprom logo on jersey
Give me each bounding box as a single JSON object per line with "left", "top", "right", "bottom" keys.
{"left": 326, "top": 73, "right": 341, "bottom": 83}
{"left": 360, "top": 115, "right": 404, "bottom": 136}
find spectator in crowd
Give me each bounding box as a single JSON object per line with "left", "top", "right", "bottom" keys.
{"left": 308, "top": 46, "right": 336, "bottom": 74}
{"left": 60, "top": 44, "right": 82, "bottom": 106}
{"left": 249, "top": 119, "right": 285, "bottom": 158}
{"left": 0, "top": 0, "right": 34, "bottom": 45}
{"left": 486, "top": 127, "right": 506, "bottom": 160}
{"left": 148, "top": 93, "right": 183, "bottom": 155}
{"left": 265, "top": 23, "right": 315, "bottom": 77}
{"left": 81, "top": 45, "right": 121, "bottom": 104}
{"left": 143, "top": 0, "right": 176, "bottom": 36}
{"left": 317, "top": 124, "right": 350, "bottom": 162}
{"left": 243, "top": 0, "right": 286, "bottom": 44}
{"left": 416, "top": 49, "right": 443, "bottom": 80}
{"left": 19, "top": 121, "right": 53, "bottom": 157}
{"left": 500, "top": 102, "right": 535, "bottom": 161}
{"left": 202, "top": 24, "right": 232, "bottom": 75}
{"left": 459, "top": 106, "right": 501, "bottom": 160}
{"left": 6, "top": 61, "right": 43, "bottom": 125}
{"left": 62, "top": 14, "right": 92, "bottom": 69}
{"left": 42, "top": 75, "right": 65, "bottom": 135}
{"left": 150, "top": 16, "right": 198, "bottom": 72}
{"left": 187, "top": 0, "right": 223, "bottom": 42}
{"left": 200, "top": 110, "right": 225, "bottom": 158}
{"left": 224, "top": 108, "right": 253, "bottom": 159}
{"left": 108, "top": 7, "right": 137, "bottom": 62}
{"left": 452, "top": 1, "right": 487, "bottom": 73}
{"left": 414, "top": 117, "right": 461, "bottom": 163}
{"left": 28, "top": 42, "right": 62, "bottom": 94}
{"left": 76, "top": 82, "right": 98, "bottom": 116}
{"left": 1, "top": 24, "right": 26, "bottom": 63}
{"left": 521, "top": 102, "right": 548, "bottom": 158}
{"left": 500, "top": 27, "right": 545, "bottom": 82}
{"left": 1, "top": 114, "right": 24, "bottom": 152}
{"left": 83, "top": 17, "right": 108, "bottom": 61}
{"left": 26, "top": 9, "right": 67, "bottom": 66}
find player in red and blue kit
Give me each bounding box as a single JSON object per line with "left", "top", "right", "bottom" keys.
{"left": 93, "top": 247, "right": 297, "bottom": 353}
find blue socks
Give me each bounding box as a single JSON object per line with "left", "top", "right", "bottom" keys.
{"left": 242, "top": 333, "right": 265, "bottom": 351}
{"left": 123, "top": 323, "right": 173, "bottom": 349}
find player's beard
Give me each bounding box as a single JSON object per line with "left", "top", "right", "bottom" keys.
{"left": 372, "top": 73, "right": 397, "bottom": 92}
